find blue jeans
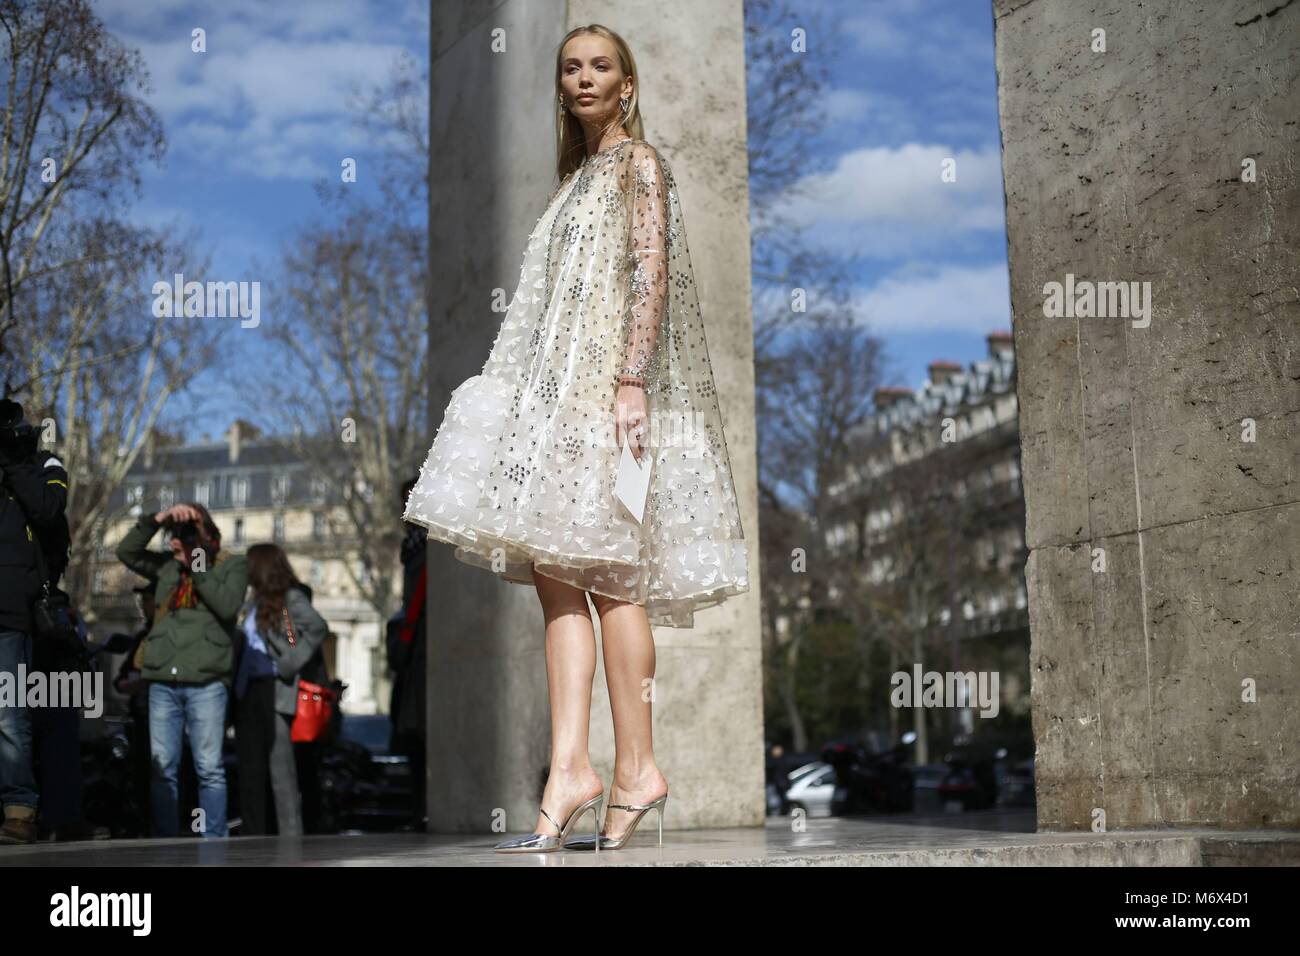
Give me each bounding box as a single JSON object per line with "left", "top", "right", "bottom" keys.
{"left": 0, "top": 629, "right": 38, "bottom": 815}
{"left": 149, "top": 680, "right": 229, "bottom": 838}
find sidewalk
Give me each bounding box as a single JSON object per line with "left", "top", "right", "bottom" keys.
{"left": 2, "top": 810, "right": 1296, "bottom": 865}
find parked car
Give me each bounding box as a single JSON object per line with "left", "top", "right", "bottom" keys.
{"left": 821, "top": 732, "right": 916, "bottom": 814}
{"left": 328, "top": 714, "right": 415, "bottom": 832}
{"left": 911, "top": 763, "right": 949, "bottom": 814}
{"left": 783, "top": 762, "right": 838, "bottom": 818}
{"left": 997, "top": 755, "right": 1035, "bottom": 807}
{"left": 937, "top": 728, "right": 1033, "bottom": 811}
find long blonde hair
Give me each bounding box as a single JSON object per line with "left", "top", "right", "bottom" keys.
{"left": 554, "top": 24, "right": 645, "bottom": 181}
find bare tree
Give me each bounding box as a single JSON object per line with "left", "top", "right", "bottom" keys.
{"left": 0, "top": 1, "right": 229, "bottom": 620}
{"left": 0, "top": 0, "right": 164, "bottom": 390}
{"left": 758, "top": 309, "right": 886, "bottom": 751}
{"left": 744, "top": 0, "right": 832, "bottom": 216}
{"left": 14, "top": 217, "right": 216, "bottom": 614}
{"left": 835, "top": 436, "right": 961, "bottom": 765}
{"left": 745, "top": 0, "right": 895, "bottom": 751}
{"left": 250, "top": 58, "right": 429, "bottom": 621}
{"left": 258, "top": 206, "right": 427, "bottom": 621}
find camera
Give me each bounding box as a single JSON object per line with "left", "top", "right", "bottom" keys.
{"left": 168, "top": 519, "right": 204, "bottom": 553}
{"left": 0, "top": 398, "right": 38, "bottom": 466}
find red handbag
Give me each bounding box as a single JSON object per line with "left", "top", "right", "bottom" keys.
{"left": 282, "top": 606, "right": 337, "bottom": 743}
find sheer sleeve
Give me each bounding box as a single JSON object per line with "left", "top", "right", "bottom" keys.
{"left": 620, "top": 143, "right": 670, "bottom": 384}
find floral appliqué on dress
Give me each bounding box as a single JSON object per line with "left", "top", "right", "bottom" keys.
{"left": 403, "top": 139, "right": 748, "bottom": 628}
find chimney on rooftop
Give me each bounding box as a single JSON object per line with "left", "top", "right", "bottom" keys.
{"left": 927, "top": 360, "right": 963, "bottom": 387}
{"left": 987, "top": 329, "right": 1014, "bottom": 359}
{"left": 873, "top": 387, "right": 913, "bottom": 411}
{"left": 224, "top": 419, "right": 262, "bottom": 464}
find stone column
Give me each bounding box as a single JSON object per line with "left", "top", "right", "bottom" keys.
{"left": 426, "top": 0, "right": 762, "bottom": 833}
{"left": 993, "top": 0, "right": 1299, "bottom": 828}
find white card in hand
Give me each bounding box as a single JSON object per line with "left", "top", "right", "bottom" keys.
{"left": 614, "top": 436, "right": 652, "bottom": 524}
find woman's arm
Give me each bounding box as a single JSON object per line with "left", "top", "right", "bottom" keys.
{"left": 619, "top": 142, "right": 670, "bottom": 385}
{"left": 263, "top": 588, "right": 329, "bottom": 678}
{"left": 114, "top": 514, "right": 169, "bottom": 578}
{"left": 190, "top": 553, "right": 249, "bottom": 626}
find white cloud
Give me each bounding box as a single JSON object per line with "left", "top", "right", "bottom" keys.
{"left": 772, "top": 142, "right": 1006, "bottom": 258}
{"left": 853, "top": 263, "right": 1011, "bottom": 333}
{"left": 99, "top": 1, "right": 422, "bottom": 181}
{"left": 820, "top": 88, "right": 918, "bottom": 140}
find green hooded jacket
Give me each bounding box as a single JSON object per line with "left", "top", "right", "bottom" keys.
{"left": 115, "top": 513, "right": 249, "bottom": 686}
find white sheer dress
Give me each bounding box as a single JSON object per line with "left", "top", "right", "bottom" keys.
{"left": 403, "top": 138, "right": 749, "bottom": 627}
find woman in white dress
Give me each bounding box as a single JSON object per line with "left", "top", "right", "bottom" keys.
{"left": 403, "top": 24, "right": 750, "bottom": 852}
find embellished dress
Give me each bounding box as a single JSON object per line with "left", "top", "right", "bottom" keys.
{"left": 403, "top": 138, "right": 749, "bottom": 628}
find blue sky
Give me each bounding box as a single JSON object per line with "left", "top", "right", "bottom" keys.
{"left": 94, "top": 0, "right": 428, "bottom": 437}
{"left": 97, "top": 0, "right": 426, "bottom": 268}
{"left": 94, "top": 0, "right": 1009, "bottom": 436}
{"left": 758, "top": 0, "right": 1011, "bottom": 392}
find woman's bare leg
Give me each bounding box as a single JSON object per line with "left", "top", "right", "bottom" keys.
{"left": 590, "top": 592, "right": 669, "bottom": 839}
{"left": 530, "top": 566, "right": 604, "bottom": 836}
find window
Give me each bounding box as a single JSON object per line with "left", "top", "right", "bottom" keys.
{"left": 312, "top": 512, "right": 326, "bottom": 540}
{"left": 311, "top": 477, "right": 328, "bottom": 505}
{"left": 231, "top": 477, "right": 248, "bottom": 507}
{"left": 271, "top": 473, "right": 289, "bottom": 506}
{"left": 159, "top": 485, "right": 174, "bottom": 509}
{"left": 272, "top": 513, "right": 285, "bottom": 542}
{"left": 195, "top": 480, "right": 210, "bottom": 506}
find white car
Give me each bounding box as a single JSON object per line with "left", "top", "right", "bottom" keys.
{"left": 782, "top": 762, "right": 840, "bottom": 818}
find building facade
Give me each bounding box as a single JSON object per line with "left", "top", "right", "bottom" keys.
{"left": 823, "top": 330, "right": 1030, "bottom": 733}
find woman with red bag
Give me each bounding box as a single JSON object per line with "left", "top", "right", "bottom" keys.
{"left": 233, "top": 544, "right": 331, "bottom": 836}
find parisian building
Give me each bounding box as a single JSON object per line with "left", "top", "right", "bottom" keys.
{"left": 822, "top": 330, "right": 1030, "bottom": 732}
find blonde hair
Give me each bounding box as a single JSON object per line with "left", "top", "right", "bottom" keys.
{"left": 554, "top": 24, "right": 645, "bottom": 181}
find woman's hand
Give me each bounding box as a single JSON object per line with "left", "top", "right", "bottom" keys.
{"left": 154, "top": 504, "right": 203, "bottom": 526}
{"left": 616, "top": 384, "right": 650, "bottom": 462}
{"left": 153, "top": 504, "right": 204, "bottom": 565}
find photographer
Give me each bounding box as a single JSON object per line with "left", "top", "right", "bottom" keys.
{"left": 0, "top": 398, "right": 69, "bottom": 845}
{"left": 115, "top": 502, "right": 247, "bottom": 839}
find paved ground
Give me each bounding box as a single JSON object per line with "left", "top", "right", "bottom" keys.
{"left": 2, "top": 809, "right": 1295, "bottom": 865}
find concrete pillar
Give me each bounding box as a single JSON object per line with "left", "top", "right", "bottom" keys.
{"left": 426, "top": 1, "right": 762, "bottom": 833}
{"left": 993, "top": 0, "right": 1299, "bottom": 828}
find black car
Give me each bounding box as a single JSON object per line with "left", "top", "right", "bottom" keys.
{"left": 328, "top": 714, "right": 416, "bottom": 832}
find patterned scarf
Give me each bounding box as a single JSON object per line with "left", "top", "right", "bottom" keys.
{"left": 154, "top": 541, "right": 225, "bottom": 623}
{"left": 168, "top": 569, "right": 199, "bottom": 611}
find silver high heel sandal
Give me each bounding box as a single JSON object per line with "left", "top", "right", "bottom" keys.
{"left": 565, "top": 792, "right": 668, "bottom": 851}
{"left": 493, "top": 791, "right": 605, "bottom": 853}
